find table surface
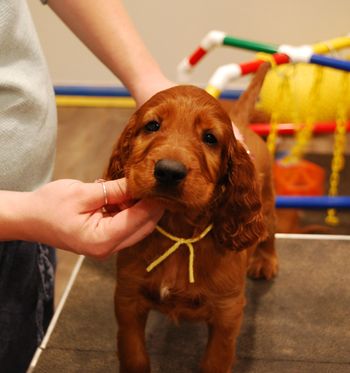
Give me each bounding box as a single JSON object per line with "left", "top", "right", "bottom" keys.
{"left": 32, "top": 237, "right": 350, "bottom": 373}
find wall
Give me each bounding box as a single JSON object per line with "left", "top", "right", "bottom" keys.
{"left": 29, "top": 0, "right": 350, "bottom": 88}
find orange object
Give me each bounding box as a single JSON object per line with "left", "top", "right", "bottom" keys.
{"left": 274, "top": 159, "right": 325, "bottom": 196}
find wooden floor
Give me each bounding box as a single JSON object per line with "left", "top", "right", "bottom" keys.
{"left": 53, "top": 106, "right": 350, "bottom": 307}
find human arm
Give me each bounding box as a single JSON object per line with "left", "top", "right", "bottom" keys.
{"left": 46, "top": 0, "right": 174, "bottom": 106}
{"left": 0, "top": 178, "right": 164, "bottom": 259}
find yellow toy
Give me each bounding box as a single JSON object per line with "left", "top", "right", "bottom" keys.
{"left": 259, "top": 64, "right": 350, "bottom": 123}
{"left": 263, "top": 64, "right": 349, "bottom": 225}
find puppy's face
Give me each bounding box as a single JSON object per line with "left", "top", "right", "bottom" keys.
{"left": 107, "top": 83, "right": 266, "bottom": 250}
{"left": 121, "top": 86, "right": 234, "bottom": 211}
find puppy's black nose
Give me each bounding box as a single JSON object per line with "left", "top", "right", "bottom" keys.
{"left": 154, "top": 159, "right": 187, "bottom": 185}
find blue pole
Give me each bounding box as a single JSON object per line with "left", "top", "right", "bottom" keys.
{"left": 276, "top": 196, "right": 350, "bottom": 209}
{"left": 54, "top": 85, "right": 244, "bottom": 100}
{"left": 310, "top": 54, "right": 350, "bottom": 72}
{"left": 54, "top": 86, "right": 132, "bottom": 97}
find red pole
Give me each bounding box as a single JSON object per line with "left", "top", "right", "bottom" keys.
{"left": 250, "top": 121, "right": 350, "bottom": 136}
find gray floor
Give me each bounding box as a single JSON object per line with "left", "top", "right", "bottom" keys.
{"left": 32, "top": 238, "right": 350, "bottom": 373}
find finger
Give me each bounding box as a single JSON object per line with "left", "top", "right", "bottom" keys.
{"left": 103, "top": 178, "right": 131, "bottom": 205}
{"left": 103, "top": 179, "right": 136, "bottom": 209}
{"left": 113, "top": 218, "right": 159, "bottom": 251}
{"left": 103, "top": 199, "right": 164, "bottom": 247}
{"left": 83, "top": 178, "right": 132, "bottom": 210}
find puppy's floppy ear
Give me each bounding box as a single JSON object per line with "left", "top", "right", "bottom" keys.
{"left": 104, "top": 113, "right": 137, "bottom": 180}
{"left": 212, "top": 140, "right": 267, "bottom": 251}
{"left": 212, "top": 64, "right": 270, "bottom": 251}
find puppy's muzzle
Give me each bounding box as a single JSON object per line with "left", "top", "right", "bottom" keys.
{"left": 154, "top": 159, "right": 187, "bottom": 186}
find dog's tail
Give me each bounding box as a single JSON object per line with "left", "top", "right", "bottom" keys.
{"left": 230, "top": 62, "right": 270, "bottom": 127}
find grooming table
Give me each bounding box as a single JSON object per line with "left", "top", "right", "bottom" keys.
{"left": 31, "top": 237, "right": 350, "bottom": 373}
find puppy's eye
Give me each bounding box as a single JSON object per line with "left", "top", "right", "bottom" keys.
{"left": 144, "top": 120, "right": 160, "bottom": 132}
{"left": 203, "top": 132, "right": 218, "bottom": 145}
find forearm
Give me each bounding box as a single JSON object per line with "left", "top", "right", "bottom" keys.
{"left": 0, "top": 191, "right": 35, "bottom": 242}
{"left": 0, "top": 190, "right": 62, "bottom": 247}
{"left": 47, "top": 0, "right": 172, "bottom": 105}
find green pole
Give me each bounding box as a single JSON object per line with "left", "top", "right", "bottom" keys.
{"left": 223, "top": 36, "right": 279, "bottom": 54}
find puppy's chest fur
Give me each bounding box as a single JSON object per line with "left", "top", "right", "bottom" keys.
{"left": 141, "top": 253, "right": 209, "bottom": 320}
{"left": 117, "top": 233, "right": 246, "bottom": 321}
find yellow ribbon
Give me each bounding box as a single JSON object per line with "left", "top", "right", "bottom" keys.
{"left": 146, "top": 224, "right": 213, "bottom": 283}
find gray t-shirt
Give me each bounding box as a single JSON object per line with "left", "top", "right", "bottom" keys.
{"left": 0, "top": 0, "right": 57, "bottom": 192}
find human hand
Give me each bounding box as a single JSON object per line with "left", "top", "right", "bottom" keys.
{"left": 133, "top": 78, "right": 175, "bottom": 108}
{"left": 20, "top": 178, "right": 164, "bottom": 258}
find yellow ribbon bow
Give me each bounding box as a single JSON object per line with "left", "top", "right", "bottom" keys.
{"left": 146, "top": 224, "right": 213, "bottom": 283}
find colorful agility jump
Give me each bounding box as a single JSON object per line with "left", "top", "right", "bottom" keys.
{"left": 178, "top": 31, "right": 350, "bottom": 79}
{"left": 178, "top": 31, "right": 350, "bottom": 98}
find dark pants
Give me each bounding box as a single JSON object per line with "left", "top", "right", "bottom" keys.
{"left": 0, "top": 241, "right": 55, "bottom": 373}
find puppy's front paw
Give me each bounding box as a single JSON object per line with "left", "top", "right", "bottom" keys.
{"left": 247, "top": 253, "right": 278, "bottom": 280}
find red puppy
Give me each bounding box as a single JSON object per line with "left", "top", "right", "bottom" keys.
{"left": 106, "top": 63, "right": 277, "bottom": 373}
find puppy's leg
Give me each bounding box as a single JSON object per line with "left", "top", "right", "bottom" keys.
{"left": 116, "top": 300, "right": 150, "bottom": 373}
{"left": 247, "top": 233, "right": 278, "bottom": 280}
{"left": 247, "top": 185, "right": 278, "bottom": 279}
{"left": 200, "top": 302, "right": 244, "bottom": 373}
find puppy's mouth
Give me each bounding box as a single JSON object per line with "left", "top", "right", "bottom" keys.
{"left": 141, "top": 182, "right": 184, "bottom": 210}
{"left": 153, "top": 187, "right": 183, "bottom": 202}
